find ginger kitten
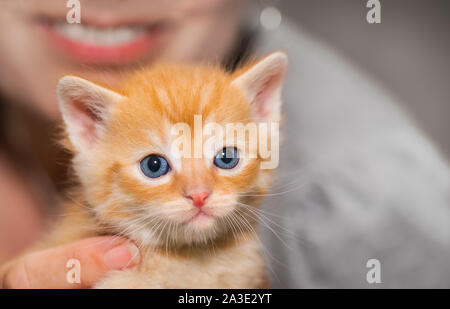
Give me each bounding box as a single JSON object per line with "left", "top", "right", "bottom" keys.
{"left": 48, "top": 52, "right": 287, "bottom": 288}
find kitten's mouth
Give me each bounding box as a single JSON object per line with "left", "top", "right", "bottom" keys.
{"left": 186, "top": 210, "right": 216, "bottom": 230}
{"left": 34, "top": 16, "right": 171, "bottom": 65}
{"left": 189, "top": 210, "right": 214, "bottom": 222}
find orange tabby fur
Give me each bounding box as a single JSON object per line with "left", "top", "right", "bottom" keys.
{"left": 38, "top": 52, "right": 287, "bottom": 288}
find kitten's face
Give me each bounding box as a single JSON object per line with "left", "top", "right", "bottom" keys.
{"left": 58, "top": 52, "right": 286, "bottom": 246}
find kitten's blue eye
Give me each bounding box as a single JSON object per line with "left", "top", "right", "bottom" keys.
{"left": 214, "top": 147, "right": 239, "bottom": 169}
{"left": 140, "top": 154, "right": 170, "bottom": 178}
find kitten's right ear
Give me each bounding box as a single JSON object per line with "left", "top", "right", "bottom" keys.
{"left": 57, "top": 76, "right": 125, "bottom": 151}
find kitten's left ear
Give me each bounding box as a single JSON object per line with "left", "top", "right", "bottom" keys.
{"left": 231, "top": 51, "right": 287, "bottom": 122}
{"left": 57, "top": 76, "right": 126, "bottom": 151}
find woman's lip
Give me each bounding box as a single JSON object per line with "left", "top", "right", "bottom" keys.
{"left": 36, "top": 21, "right": 166, "bottom": 65}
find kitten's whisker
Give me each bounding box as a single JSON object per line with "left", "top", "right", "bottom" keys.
{"left": 236, "top": 182, "right": 307, "bottom": 198}
{"left": 101, "top": 211, "right": 167, "bottom": 248}
{"left": 229, "top": 212, "right": 248, "bottom": 242}
{"left": 237, "top": 202, "right": 296, "bottom": 237}
{"left": 122, "top": 222, "right": 153, "bottom": 269}
{"left": 98, "top": 215, "right": 158, "bottom": 249}
{"left": 223, "top": 214, "right": 240, "bottom": 244}
{"left": 236, "top": 201, "right": 292, "bottom": 221}
{"left": 247, "top": 210, "right": 291, "bottom": 243}
{"left": 152, "top": 217, "right": 168, "bottom": 249}
{"left": 164, "top": 219, "right": 173, "bottom": 256}
{"left": 239, "top": 207, "right": 292, "bottom": 249}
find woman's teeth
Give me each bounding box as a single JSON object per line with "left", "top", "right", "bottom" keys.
{"left": 52, "top": 23, "right": 148, "bottom": 45}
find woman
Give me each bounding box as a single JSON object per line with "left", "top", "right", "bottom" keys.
{"left": 1, "top": 0, "right": 449, "bottom": 288}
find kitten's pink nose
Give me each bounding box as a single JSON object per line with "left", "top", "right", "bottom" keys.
{"left": 186, "top": 191, "right": 210, "bottom": 208}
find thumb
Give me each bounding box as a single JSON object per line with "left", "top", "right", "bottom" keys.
{"left": 0, "top": 236, "right": 140, "bottom": 289}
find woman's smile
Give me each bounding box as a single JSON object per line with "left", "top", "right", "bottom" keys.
{"left": 35, "top": 16, "right": 172, "bottom": 65}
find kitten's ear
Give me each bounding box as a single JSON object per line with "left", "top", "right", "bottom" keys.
{"left": 231, "top": 51, "right": 287, "bottom": 122}
{"left": 57, "top": 76, "right": 125, "bottom": 151}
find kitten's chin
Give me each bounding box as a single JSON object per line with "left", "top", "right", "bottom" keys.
{"left": 124, "top": 206, "right": 237, "bottom": 247}
{"left": 128, "top": 214, "right": 223, "bottom": 247}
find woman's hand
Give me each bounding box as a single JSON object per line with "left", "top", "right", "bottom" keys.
{"left": 0, "top": 236, "right": 140, "bottom": 288}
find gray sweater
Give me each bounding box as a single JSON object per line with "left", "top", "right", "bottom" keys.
{"left": 253, "top": 19, "right": 450, "bottom": 288}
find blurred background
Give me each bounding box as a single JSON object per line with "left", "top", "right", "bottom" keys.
{"left": 279, "top": 0, "right": 450, "bottom": 158}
